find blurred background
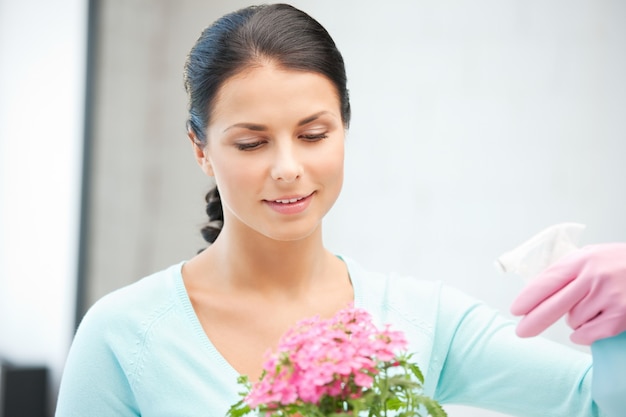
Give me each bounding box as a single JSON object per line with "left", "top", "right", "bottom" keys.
{"left": 1, "top": 0, "right": 624, "bottom": 416}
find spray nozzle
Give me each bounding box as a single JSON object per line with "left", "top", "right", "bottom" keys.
{"left": 496, "top": 223, "right": 586, "bottom": 282}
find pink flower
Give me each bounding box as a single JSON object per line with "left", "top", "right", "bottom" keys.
{"left": 228, "top": 304, "right": 447, "bottom": 417}
{"left": 243, "top": 305, "right": 411, "bottom": 409}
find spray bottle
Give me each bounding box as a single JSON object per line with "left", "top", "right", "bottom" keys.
{"left": 496, "top": 223, "right": 626, "bottom": 417}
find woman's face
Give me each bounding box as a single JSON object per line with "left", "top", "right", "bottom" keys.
{"left": 196, "top": 64, "right": 345, "bottom": 242}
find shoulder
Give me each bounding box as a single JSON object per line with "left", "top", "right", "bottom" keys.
{"left": 87, "top": 263, "right": 182, "bottom": 314}
{"left": 342, "top": 255, "right": 476, "bottom": 310}
{"left": 340, "top": 255, "right": 493, "bottom": 385}
{"left": 75, "top": 262, "right": 187, "bottom": 350}
{"left": 342, "top": 255, "right": 490, "bottom": 336}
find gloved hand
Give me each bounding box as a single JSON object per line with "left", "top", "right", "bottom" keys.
{"left": 510, "top": 243, "right": 626, "bottom": 345}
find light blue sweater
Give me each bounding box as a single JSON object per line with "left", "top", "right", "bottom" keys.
{"left": 56, "top": 256, "right": 601, "bottom": 416}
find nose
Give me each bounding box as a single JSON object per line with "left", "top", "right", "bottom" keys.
{"left": 270, "top": 141, "right": 302, "bottom": 183}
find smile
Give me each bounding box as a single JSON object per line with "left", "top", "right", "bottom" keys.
{"left": 265, "top": 193, "right": 314, "bottom": 215}
{"left": 274, "top": 196, "right": 306, "bottom": 204}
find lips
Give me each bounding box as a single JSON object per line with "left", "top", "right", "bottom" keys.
{"left": 264, "top": 192, "right": 314, "bottom": 215}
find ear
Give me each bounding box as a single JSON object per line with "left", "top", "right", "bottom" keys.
{"left": 188, "top": 129, "right": 215, "bottom": 177}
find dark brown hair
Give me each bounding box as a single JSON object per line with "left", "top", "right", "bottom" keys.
{"left": 183, "top": 4, "right": 350, "bottom": 245}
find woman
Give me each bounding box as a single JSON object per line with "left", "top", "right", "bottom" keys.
{"left": 56, "top": 4, "right": 626, "bottom": 416}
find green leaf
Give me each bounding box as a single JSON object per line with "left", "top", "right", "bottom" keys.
{"left": 385, "top": 396, "right": 404, "bottom": 410}
{"left": 408, "top": 363, "right": 425, "bottom": 384}
{"left": 419, "top": 396, "right": 448, "bottom": 417}
{"left": 225, "top": 399, "right": 251, "bottom": 417}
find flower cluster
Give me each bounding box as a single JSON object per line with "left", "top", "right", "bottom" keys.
{"left": 227, "top": 306, "right": 447, "bottom": 417}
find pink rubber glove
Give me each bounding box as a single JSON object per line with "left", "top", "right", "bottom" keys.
{"left": 510, "top": 243, "right": 626, "bottom": 345}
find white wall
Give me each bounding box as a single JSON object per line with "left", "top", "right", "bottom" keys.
{"left": 314, "top": 0, "right": 626, "bottom": 326}
{"left": 0, "top": 0, "right": 86, "bottom": 410}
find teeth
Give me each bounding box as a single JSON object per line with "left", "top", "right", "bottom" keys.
{"left": 275, "top": 197, "right": 302, "bottom": 204}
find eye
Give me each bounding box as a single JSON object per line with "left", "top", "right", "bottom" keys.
{"left": 236, "top": 140, "right": 266, "bottom": 151}
{"left": 299, "top": 133, "right": 328, "bottom": 142}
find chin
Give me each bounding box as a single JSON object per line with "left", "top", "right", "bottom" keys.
{"left": 260, "top": 222, "right": 322, "bottom": 243}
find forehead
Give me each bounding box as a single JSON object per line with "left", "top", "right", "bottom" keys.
{"left": 210, "top": 64, "right": 341, "bottom": 127}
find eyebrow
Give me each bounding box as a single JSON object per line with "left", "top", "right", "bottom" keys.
{"left": 223, "top": 111, "right": 332, "bottom": 133}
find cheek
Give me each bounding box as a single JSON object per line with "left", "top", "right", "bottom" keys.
{"left": 211, "top": 158, "right": 259, "bottom": 204}
{"left": 316, "top": 143, "right": 345, "bottom": 188}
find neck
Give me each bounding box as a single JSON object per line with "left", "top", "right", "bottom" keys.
{"left": 205, "top": 224, "right": 333, "bottom": 296}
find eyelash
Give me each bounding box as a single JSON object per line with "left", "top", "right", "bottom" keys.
{"left": 235, "top": 133, "right": 328, "bottom": 151}
{"left": 300, "top": 133, "right": 328, "bottom": 141}
{"left": 236, "top": 141, "right": 265, "bottom": 151}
